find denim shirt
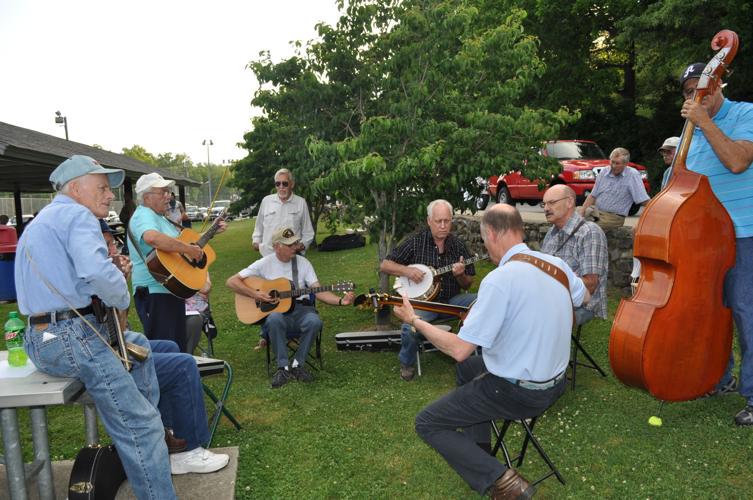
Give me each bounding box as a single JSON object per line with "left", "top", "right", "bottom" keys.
{"left": 14, "top": 194, "right": 130, "bottom": 314}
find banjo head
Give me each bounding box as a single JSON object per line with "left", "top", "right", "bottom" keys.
{"left": 394, "top": 264, "right": 437, "bottom": 299}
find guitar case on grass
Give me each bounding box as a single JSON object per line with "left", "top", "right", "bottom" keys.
{"left": 318, "top": 233, "right": 365, "bottom": 252}
{"left": 68, "top": 444, "right": 127, "bottom": 500}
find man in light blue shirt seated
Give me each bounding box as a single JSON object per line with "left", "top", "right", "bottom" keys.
{"left": 15, "top": 155, "right": 177, "bottom": 499}
{"left": 394, "top": 203, "right": 588, "bottom": 499}
{"left": 577, "top": 147, "right": 650, "bottom": 230}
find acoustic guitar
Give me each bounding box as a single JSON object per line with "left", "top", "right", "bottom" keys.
{"left": 354, "top": 292, "right": 473, "bottom": 320}
{"left": 235, "top": 276, "right": 356, "bottom": 324}
{"left": 394, "top": 254, "right": 487, "bottom": 300}
{"left": 145, "top": 212, "right": 226, "bottom": 299}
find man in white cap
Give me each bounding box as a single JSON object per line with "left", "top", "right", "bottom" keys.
{"left": 227, "top": 226, "right": 355, "bottom": 388}
{"left": 15, "top": 155, "right": 178, "bottom": 499}
{"left": 658, "top": 136, "right": 680, "bottom": 189}
{"left": 128, "top": 172, "right": 225, "bottom": 352}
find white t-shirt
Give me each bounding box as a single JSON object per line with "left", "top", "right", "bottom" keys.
{"left": 238, "top": 254, "right": 318, "bottom": 292}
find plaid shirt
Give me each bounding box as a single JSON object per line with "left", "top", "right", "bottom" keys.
{"left": 541, "top": 213, "right": 608, "bottom": 319}
{"left": 386, "top": 228, "right": 476, "bottom": 303}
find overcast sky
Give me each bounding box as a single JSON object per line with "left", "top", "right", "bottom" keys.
{"left": 0, "top": 0, "right": 342, "bottom": 166}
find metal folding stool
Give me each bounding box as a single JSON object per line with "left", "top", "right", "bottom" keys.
{"left": 569, "top": 324, "right": 607, "bottom": 390}
{"left": 490, "top": 416, "right": 565, "bottom": 487}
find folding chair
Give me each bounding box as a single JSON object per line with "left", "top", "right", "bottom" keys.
{"left": 265, "top": 323, "right": 323, "bottom": 376}
{"left": 195, "top": 356, "right": 242, "bottom": 447}
{"left": 569, "top": 323, "right": 607, "bottom": 390}
{"left": 490, "top": 415, "right": 565, "bottom": 487}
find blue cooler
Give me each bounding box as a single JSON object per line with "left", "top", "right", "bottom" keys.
{"left": 0, "top": 243, "right": 17, "bottom": 302}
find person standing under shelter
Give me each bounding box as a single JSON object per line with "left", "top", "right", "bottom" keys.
{"left": 541, "top": 185, "right": 608, "bottom": 325}
{"left": 227, "top": 226, "right": 354, "bottom": 388}
{"left": 577, "top": 147, "right": 650, "bottom": 230}
{"left": 252, "top": 168, "right": 315, "bottom": 256}
{"left": 128, "top": 172, "right": 225, "bottom": 352}
{"left": 165, "top": 192, "right": 186, "bottom": 226}
{"left": 14, "top": 155, "right": 177, "bottom": 499}
{"left": 379, "top": 199, "right": 477, "bottom": 381}
{"left": 677, "top": 62, "right": 753, "bottom": 425}
{"left": 393, "top": 204, "right": 588, "bottom": 498}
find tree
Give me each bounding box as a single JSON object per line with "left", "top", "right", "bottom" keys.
{"left": 310, "top": 0, "right": 575, "bottom": 292}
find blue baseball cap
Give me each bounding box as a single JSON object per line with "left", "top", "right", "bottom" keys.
{"left": 679, "top": 63, "right": 705, "bottom": 87}
{"left": 49, "top": 155, "right": 125, "bottom": 191}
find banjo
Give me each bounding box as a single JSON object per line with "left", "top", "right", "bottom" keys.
{"left": 394, "top": 254, "right": 488, "bottom": 300}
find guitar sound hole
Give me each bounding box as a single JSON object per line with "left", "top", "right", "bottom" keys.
{"left": 259, "top": 290, "right": 280, "bottom": 313}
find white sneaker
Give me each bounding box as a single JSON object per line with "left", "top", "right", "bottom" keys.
{"left": 170, "top": 447, "right": 230, "bottom": 475}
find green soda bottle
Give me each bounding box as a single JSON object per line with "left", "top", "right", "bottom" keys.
{"left": 4, "top": 311, "right": 28, "bottom": 367}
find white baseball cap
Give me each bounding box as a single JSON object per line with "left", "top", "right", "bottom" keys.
{"left": 135, "top": 172, "right": 175, "bottom": 194}
{"left": 658, "top": 137, "right": 680, "bottom": 151}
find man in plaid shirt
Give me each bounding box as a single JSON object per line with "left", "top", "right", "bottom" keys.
{"left": 541, "top": 185, "right": 608, "bottom": 325}
{"left": 380, "top": 199, "right": 477, "bottom": 381}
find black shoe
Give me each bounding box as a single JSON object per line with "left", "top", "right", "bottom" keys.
{"left": 400, "top": 363, "right": 416, "bottom": 381}
{"left": 702, "top": 376, "right": 738, "bottom": 398}
{"left": 291, "top": 366, "right": 314, "bottom": 383}
{"left": 271, "top": 368, "right": 293, "bottom": 388}
{"left": 734, "top": 405, "right": 753, "bottom": 426}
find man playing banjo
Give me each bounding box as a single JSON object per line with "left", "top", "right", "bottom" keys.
{"left": 380, "top": 199, "right": 477, "bottom": 381}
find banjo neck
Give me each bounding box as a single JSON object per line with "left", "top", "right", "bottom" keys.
{"left": 432, "top": 253, "right": 488, "bottom": 276}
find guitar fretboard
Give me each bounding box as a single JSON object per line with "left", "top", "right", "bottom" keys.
{"left": 279, "top": 284, "right": 350, "bottom": 299}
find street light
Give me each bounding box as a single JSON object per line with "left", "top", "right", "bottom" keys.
{"left": 202, "top": 139, "right": 213, "bottom": 205}
{"left": 54, "top": 111, "right": 69, "bottom": 140}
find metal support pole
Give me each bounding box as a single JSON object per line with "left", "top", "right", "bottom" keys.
{"left": 1, "top": 407, "right": 28, "bottom": 500}
{"left": 29, "top": 406, "right": 55, "bottom": 500}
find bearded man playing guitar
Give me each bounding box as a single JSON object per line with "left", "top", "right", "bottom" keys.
{"left": 128, "top": 173, "right": 226, "bottom": 352}
{"left": 380, "top": 199, "right": 477, "bottom": 381}
{"left": 226, "top": 226, "right": 355, "bottom": 388}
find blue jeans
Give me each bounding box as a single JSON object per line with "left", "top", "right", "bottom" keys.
{"left": 399, "top": 293, "right": 477, "bottom": 366}
{"left": 574, "top": 307, "right": 594, "bottom": 326}
{"left": 263, "top": 305, "right": 322, "bottom": 369}
{"left": 719, "top": 237, "right": 753, "bottom": 405}
{"left": 24, "top": 314, "right": 176, "bottom": 500}
{"left": 415, "top": 356, "right": 566, "bottom": 494}
{"left": 150, "top": 340, "right": 210, "bottom": 451}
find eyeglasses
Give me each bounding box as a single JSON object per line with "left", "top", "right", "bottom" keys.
{"left": 275, "top": 181, "right": 290, "bottom": 187}
{"left": 539, "top": 197, "right": 568, "bottom": 208}
{"left": 659, "top": 149, "right": 675, "bottom": 156}
{"left": 145, "top": 189, "right": 170, "bottom": 197}
{"left": 682, "top": 87, "right": 696, "bottom": 99}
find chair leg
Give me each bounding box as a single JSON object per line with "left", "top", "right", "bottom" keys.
{"left": 490, "top": 417, "right": 565, "bottom": 487}
{"left": 202, "top": 361, "right": 241, "bottom": 448}
{"left": 569, "top": 325, "right": 607, "bottom": 391}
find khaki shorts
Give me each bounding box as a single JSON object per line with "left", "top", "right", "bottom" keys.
{"left": 585, "top": 207, "right": 625, "bottom": 230}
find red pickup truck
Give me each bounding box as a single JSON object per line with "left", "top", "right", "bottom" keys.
{"left": 482, "top": 140, "right": 650, "bottom": 211}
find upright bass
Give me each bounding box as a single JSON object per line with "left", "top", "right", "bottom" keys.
{"left": 609, "top": 30, "right": 738, "bottom": 402}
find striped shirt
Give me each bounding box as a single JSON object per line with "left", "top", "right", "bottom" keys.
{"left": 687, "top": 98, "right": 753, "bottom": 238}
{"left": 591, "top": 166, "right": 650, "bottom": 216}
{"left": 542, "top": 213, "right": 608, "bottom": 319}
{"left": 386, "top": 228, "right": 475, "bottom": 303}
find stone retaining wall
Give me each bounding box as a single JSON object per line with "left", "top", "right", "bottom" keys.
{"left": 453, "top": 215, "right": 634, "bottom": 289}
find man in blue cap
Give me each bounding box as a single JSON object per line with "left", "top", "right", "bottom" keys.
{"left": 679, "top": 62, "right": 753, "bottom": 426}
{"left": 15, "top": 155, "right": 178, "bottom": 499}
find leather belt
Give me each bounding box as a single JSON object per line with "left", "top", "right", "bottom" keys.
{"left": 29, "top": 305, "right": 94, "bottom": 325}
{"left": 505, "top": 371, "right": 566, "bottom": 391}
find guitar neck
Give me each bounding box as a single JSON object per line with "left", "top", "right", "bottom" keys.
{"left": 196, "top": 213, "right": 226, "bottom": 248}
{"left": 433, "top": 254, "right": 487, "bottom": 276}
{"left": 281, "top": 284, "right": 341, "bottom": 299}
{"left": 380, "top": 296, "right": 470, "bottom": 318}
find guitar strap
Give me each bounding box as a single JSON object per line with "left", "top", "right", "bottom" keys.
{"left": 291, "top": 255, "right": 299, "bottom": 291}
{"left": 126, "top": 225, "right": 171, "bottom": 283}
{"left": 554, "top": 219, "right": 586, "bottom": 254}
{"left": 507, "top": 253, "right": 576, "bottom": 326}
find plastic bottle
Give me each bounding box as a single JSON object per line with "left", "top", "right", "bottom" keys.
{"left": 4, "top": 311, "right": 28, "bottom": 367}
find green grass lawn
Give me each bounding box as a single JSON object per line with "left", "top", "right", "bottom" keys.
{"left": 2, "top": 218, "right": 751, "bottom": 498}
